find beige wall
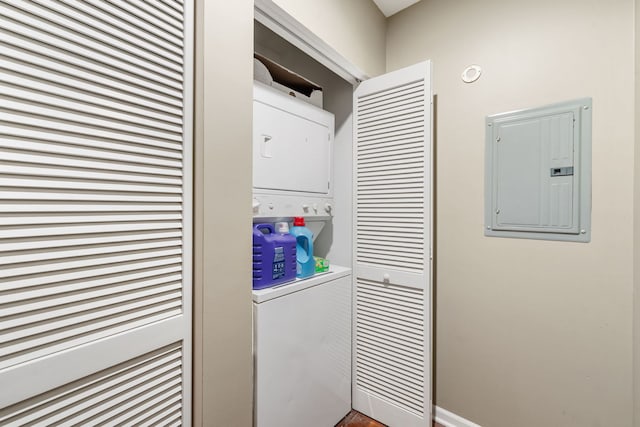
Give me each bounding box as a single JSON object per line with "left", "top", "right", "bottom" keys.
{"left": 635, "top": 1, "right": 640, "bottom": 425}
{"left": 387, "top": 1, "right": 635, "bottom": 426}
{"left": 272, "top": 0, "right": 386, "bottom": 77}
{"left": 194, "top": 0, "right": 254, "bottom": 425}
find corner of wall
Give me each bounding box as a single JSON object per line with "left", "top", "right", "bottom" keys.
{"left": 194, "top": 0, "right": 254, "bottom": 425}
{"left": 635, "top": 1, "right": 640, "bottom": 424}
{"left": 193, "top": 1, "right": 204, "bottom": 424}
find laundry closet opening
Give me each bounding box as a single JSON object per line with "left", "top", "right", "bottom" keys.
{"left": 251, "top": 13, "right": 433, "bottom": 427}
{"left": 251, "top": 20, "right": 355, "bottom": 427}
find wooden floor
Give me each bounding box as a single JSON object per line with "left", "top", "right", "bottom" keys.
{"left": 336, "top": 410, "right": 444, "bottom": 427}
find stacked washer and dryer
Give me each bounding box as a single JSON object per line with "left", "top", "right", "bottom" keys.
{"left": 252, "top": 58, "right": 352, "bottom": 427}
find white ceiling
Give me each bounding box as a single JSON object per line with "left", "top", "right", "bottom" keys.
{"left": 372, "top": 0, "right": 422, "bottom": 17}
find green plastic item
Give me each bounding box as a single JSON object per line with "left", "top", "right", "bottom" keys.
{"left": 314, "top": 256, "right": 329, "bottom": 273}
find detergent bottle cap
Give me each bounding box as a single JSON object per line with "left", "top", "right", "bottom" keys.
{"left": 293, "top": 217, "right": 305, "bottom": 226}
{"left": 275, "top": 222, "right": 290, "bottom": 233}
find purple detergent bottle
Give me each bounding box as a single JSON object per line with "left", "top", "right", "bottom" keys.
{"left": 252, "top": 223, "right": 296, "bottom": 289}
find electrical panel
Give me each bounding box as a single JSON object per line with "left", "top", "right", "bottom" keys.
{"left": 485, "top": 98, "right": 592, "bottom": 242}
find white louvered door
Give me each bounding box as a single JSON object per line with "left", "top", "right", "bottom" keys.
{"left": 0, "top": 0, "right": 193, "bottom": 425}
{"left": 353, "top": 61, "right": 432, "bottom": 427}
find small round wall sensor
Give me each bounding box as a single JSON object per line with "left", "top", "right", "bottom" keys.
{"left": 461, "top": 64, "right": 482, "bottom": 83}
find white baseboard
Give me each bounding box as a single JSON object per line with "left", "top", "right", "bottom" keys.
{"left": 434, "top": 406, "right": 482, "bottom": 427}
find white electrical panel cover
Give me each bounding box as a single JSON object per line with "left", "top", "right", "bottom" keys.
{"left": 485, "top": 98, "right": 592, "bottom": 242}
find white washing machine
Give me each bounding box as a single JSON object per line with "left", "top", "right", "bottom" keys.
{"left": 252, "top": 266, "right": 352, "bottom": 427}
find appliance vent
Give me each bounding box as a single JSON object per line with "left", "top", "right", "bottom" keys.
{"left": 355, "top": 278, "right": 426, "bottom": 416}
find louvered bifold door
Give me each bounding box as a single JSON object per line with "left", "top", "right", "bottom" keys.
{"left": 0, "top": 1, "right": 193, "bottom": 425}
{"left": 352, "top": 61, "right": 432, "bottom": 427}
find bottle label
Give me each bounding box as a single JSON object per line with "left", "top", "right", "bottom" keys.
{"left": 272, "top": 246, "right": 285, "bottom": 280}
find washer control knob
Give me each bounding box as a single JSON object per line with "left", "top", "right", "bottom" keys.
{"left": 324, "top": 203, "right": 333, "bottom": 213}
